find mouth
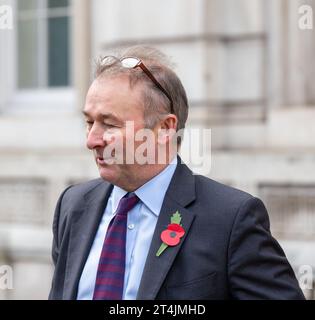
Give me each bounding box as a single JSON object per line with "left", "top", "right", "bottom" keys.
{"left": 96, "top": 156, "right": 106, "bottom": 166}
{"left": 96, "top": 155, "right": 116, "bottom": 166}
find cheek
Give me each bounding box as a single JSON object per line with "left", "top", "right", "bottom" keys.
{"left": 103, "top": 130, "right": 122, "bottom": 144}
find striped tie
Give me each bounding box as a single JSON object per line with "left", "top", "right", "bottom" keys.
{"left": 93, "top": 193, "right": 139, "bottom": 300}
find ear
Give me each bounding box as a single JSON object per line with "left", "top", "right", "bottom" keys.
{"left": 160, "top": 114, "right": 178, "bottom": 130}
{"left": 157, "top": 114, "right": 178, "bottom": 144}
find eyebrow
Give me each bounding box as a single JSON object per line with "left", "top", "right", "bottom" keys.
{"left": 82, "top": 110, "right": 122, "bottom": 123}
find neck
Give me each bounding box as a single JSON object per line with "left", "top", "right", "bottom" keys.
{"left": 118, "top": 153, "right": 177, "bottom": 192}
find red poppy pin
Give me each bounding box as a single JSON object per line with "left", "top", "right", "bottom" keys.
{"left": 156, "top": 211, "right": 185, "bottom": 257}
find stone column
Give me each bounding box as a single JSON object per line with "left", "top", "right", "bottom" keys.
{"left": 0, "top": 0, "right": 15, "bottom": 113}
{"left": 72, "top": 0, "right": 92, "bottom": 112}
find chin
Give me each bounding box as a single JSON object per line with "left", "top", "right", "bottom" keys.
{"left": 98, "top": 165, "right": 120, "bottom": 184}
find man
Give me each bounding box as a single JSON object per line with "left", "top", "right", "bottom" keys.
{"left": 49, "top": 45, "right": 305, "bottom": 300}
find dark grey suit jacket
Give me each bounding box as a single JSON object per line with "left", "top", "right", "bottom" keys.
{"left": 49, "top": 158, "right": 305, "bottom": 300}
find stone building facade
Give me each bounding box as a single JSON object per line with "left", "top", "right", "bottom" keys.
{"left": 0, "top": 0, "right": 314, "bottom": 299}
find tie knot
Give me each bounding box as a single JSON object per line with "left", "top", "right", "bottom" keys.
{"left": 115, "top": 193, "right": 139, "bottom": 216}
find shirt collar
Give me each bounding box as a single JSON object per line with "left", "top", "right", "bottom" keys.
{"left": 111, "top": 185, "right": 128, "bottom": 215}
{"left": 111, "top": 156, "right": 178, "bottom": 216}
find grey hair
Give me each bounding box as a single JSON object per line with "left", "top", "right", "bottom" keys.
{"left": 94, "top": 45, "right": 189, "bottom": 144}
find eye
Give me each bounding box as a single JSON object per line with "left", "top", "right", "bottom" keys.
{"left": 103, "top": 122, "right": 119, "bottom": 129}
{"left": 85, "top": 120, "right": 94, "bottom": 128}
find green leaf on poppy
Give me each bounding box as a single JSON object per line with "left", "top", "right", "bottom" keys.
{"left": 170, "top": 211, "right": 181, "bottom": 225}
{"left": 156, "top": 242, "right": 168, "bottom": 257}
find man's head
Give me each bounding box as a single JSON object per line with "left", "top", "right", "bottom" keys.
{"left": 83, "top": 45, "right": 189, "bottom": 191}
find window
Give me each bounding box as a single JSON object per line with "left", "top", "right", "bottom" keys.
{"left": 17, "top": 0, "right": 71, "bottom": 89}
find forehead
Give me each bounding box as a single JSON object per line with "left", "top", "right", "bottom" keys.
{"left": 84, "top": 74, "right": 145, "bottom": 118}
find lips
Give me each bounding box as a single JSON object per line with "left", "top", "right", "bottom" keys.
{"left": 95, "top": 148, "right": 116, "bottom": 166}
{"left": 96, "top": 156, "right": 106, "bottom": 165}
{"left": 94, "top": 149, "right": 105, "bottom": 164}
{"left": 96, "top": 154, "right": 116, "bottom": 165}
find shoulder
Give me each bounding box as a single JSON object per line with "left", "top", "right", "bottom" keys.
{"left": 53, "top": 178, "right": 111, "bottom": 235}
{"left": 62, "top": 178, "right": 106, "bottom": 198}
{"left": 194, "top": 174, "right": 253, "bottom": 208}
{"left": 58, "top": 178, "right": 110, "bottom": 211}
{"left": 173, "top": 159, "right": 259, "bottom": 223}
{"left": 192, "top": 173, "right": 268, "bottom": 226}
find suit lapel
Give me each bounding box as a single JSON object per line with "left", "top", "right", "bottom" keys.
{"left": 63, "top": 182, "right": 113, "bottom": 299}
{"left": 137, "top": 159, "right": 196, "bottom": 299}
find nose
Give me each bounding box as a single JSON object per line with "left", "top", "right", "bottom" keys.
{"left": 86, "top": 123, "right": 105, "bottom": 150}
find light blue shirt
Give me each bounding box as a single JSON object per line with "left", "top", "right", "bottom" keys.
{"left": 77, "top": 156, "right": 177, "bottom": 300}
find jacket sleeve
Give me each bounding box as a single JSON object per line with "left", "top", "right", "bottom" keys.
{"left": 49, "top": 185, "right": 73, "bottom": 300}
{"left": 228, "top": 197, "right": 305, "bottom": 299}
{"left": 51, "top": 185, "right": 73, "bottom": 266}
